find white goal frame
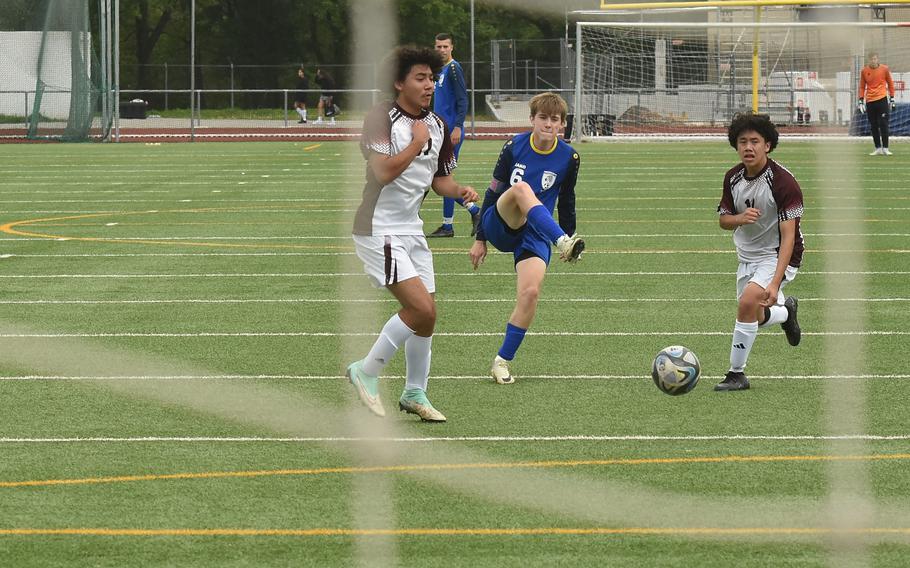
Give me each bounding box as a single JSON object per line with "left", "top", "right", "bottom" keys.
{"left": 574, "top": 11, "right": 910, "bottom": 139}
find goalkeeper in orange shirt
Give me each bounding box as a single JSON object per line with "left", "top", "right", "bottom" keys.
{"left": 857, "top": 52, "right": 896, "bottom": 156}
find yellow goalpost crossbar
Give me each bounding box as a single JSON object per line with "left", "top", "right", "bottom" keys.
{"left": 599, "top": 0, "right": 910, "bottom": 11}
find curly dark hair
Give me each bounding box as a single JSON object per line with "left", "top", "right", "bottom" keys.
{"left": 379, "top": 45, "right": 444, "bottom": 95}
{"left": 727, "top": 112, "right": 779, "bottom": 152}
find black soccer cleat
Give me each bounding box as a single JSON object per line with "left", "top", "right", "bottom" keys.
{"left": 470, "top": 210, "right": 481, "bottom": 237}
{"left": 427, "top": 224, "right": 455, "bottom": 238}
{"left": 714, "top": 371, "right": 750, "bottom": 392}
{"left": 781, "top": 296, "right": 801, "bottom": 347}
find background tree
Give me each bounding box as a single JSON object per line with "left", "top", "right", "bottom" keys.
{"left": 114, "top": 0, "right": 570, "bottom": 110}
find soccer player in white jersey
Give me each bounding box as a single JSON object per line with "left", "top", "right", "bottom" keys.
{"left": 715, "top": 112, "right": 804, "bottom": 391}
{"left": 346, "top": 46, "right": 478, "bottom": 421}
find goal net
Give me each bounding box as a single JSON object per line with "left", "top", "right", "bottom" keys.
{"left": 0, "top": 0, "right": 113, "bottom": 141}
{"left": 574, "top": 5, "right": 910, "bottom": 138}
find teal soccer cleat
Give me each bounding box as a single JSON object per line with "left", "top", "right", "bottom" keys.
{"left": 398, "top": 388, "right": 446, "bottom": 422}
{"left": 346, "top": 360, "right": 385, "bottom": 417}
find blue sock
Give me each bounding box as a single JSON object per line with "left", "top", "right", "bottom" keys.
{"left": 497, "top": 323, "right": 527, "bottom": 361}
{"left": 442, "top": 197, "right": 456, "bottom": 219}
{"left": 526, "top": 204, "right": 565, "bottom": 244}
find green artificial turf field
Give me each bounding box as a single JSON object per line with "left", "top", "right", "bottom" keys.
{"left": 0, "top": 139, "right": 908, "bottom": 566}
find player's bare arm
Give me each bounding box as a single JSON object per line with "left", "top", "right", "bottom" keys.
{"left": 431, "top": 174, "right": 478, "bottom": 203}
{"left": 367, "top": 120, "right": 431, "bottom": 185}
{"left": 761, "top": 219, "right": 796, "bottom": 307}
{"left": 468, "top": 240, "right": 487, "bottom": 270}
{"left": 450, "top": 126, "right": 462, "bottom": 146}
{"left": 719, "top": 207, "right": 761, "bottom": 230}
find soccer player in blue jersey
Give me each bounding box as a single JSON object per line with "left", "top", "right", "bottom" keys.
{"left": 468, "top": 92, "right": 584, "bottom": 384}
{"left": 427, "top": 33, "right": 481, "bottom": 238}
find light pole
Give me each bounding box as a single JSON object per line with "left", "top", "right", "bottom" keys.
{"left": 190, "top": 0, "right": 195, "bottom": 141}
{"left": 470, "top": 0, "right": 475, "bottom": 137}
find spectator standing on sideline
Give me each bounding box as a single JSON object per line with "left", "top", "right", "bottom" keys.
{"left": 427, "top": 33, "right": 480, "bottom": 238}
{"left": 294, "top": 67, "right": 309, "bottom": 124}
{"left": 858, "top": 52, "right": 896, "bottom": 156}
{"left": 315, "top": 68, "right": 339, "bottom": 124}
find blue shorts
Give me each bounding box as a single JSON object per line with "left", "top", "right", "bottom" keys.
{"left": 480, "top": 205, "right": 552, "bottom": 265}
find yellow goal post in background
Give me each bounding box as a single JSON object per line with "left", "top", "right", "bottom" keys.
{"left": 573, "top": 0, "right": 910, "bottom": 138}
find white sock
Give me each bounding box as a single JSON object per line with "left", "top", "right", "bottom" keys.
{"left": 759, "top": 305, "right": 788, "bottom": 328}
{"left": 442, "top": 216, "right": 454, "bottom": 225}
{"left": 295, "top": 108, "right": 307, "bottom": 120}
{"left": 729, "top": 320, "right": 758, "bottom": 373}
{"left": 362, "top": 314, "right": 415, "bottom": 377}
{"left": 404, "top": 334, "right": 432, "bottom": 391}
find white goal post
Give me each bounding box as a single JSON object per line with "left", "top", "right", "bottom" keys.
{"left": 573, "top": 2, "right": 910, "bottom": 138}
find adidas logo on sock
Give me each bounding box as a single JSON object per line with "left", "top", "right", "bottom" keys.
{"left": 733, "top": 343, "right": 746, "bottom": 349}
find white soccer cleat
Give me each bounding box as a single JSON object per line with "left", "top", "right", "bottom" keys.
{"left": 491, "top": 355, "right": 515, "bottom": 385}
{"left": 556, "top": 233, "right": 585, "bottom": 263}
{"left": 870, "top": 148, "right": 883, "bottom": 156}
{"left": 882, "top": 148, "right": 893, "bottom": 156}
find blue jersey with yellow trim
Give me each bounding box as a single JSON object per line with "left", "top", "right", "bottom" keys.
{"left": 482, "top": 131, "right": 579, "bottom": 237}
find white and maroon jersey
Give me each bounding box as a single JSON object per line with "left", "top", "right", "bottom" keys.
{"left": 353, "top": 101, "right": 456, "bottom": 236}
{"left": 717, "top": 158, "right": 805, "bottom": 267}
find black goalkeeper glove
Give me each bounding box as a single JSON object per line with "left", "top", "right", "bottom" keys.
{"left": 857, "top": 99, "right": 866, "bottom": 114}
{"left": 891, "top": 98, "right": 897, "bottom": 112}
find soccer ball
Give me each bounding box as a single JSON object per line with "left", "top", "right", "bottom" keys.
{"left": 651, "top": 346, "right": 700, "bottom": 396}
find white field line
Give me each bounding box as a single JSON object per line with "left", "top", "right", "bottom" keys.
{"left": 9, "top": 208, "right": 910, "bottom": 217}
{"left": 6, "top": 233, "right": 910, "bottom": 239}
{"left": 2, "top": 206, "right": 910, "bottom": 213}
{"left": 1, "top": 434, "right": 909, "bottom": 444}
{"left": 0, "top": 271, "right": 908, "bottom": 278}
{"left": 4, "top": 252, "right": 910, "bottom": 266}
{"left": 0, "top": 163, "right": 904, "bottom": 173}
{"left": 0, "top": 331, "right": 906, "bottom": 338}
{"left": 0, "top": 297, "right": 907, "bottom": 306}
{"left": 0, "top": 184, "right": 905, "bottom": 194}
{"left": 0, "top": 176, "right": 906, "bottom": 187}
{"left": 0, "top": 243, "right": 906, "bottom": 255}
{"left": 0, "top": 374, "right": 906, "bottom": 381}
{"left": 1, "top": 195, "right": 908, "bottom": 203}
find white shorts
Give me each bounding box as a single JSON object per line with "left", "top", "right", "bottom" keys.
{"left": 736, "top": 259, "right": 798, "bottom": 305}
{"left": 352, "top": 234, "right": 435, "bottom": 292}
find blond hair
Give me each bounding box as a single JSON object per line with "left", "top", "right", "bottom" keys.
{"left": 529, "top": 92, "right": 568, "bottom": 121}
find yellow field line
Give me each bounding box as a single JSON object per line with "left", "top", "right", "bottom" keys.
{"left": 0, "top": 209, "right": 450, "bottom": 252}
{"left": 0, "top": 211, "right": 351, "bottom": 251}
{"left": 3, "top": 453, "right": 910, "bottom": 489}
{"left": 303, "top": 144, "right": 322, "bottom": 151}
{"left": 2, "top": 527, "right": 910, "bottom": 537}
{"left": 2, "top": 211, "right": 906, "bottom": 254}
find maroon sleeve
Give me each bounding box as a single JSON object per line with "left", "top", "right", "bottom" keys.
{"left": 771, "top": 164, "right": 804, "bottom": 222}
{"left": 360, "top": 103, "right": 392, "bottom": 159}
{"left": 717, "top": 168, "right": 736, "bottom": 215}
{"left": 434, "top": 115, "right": 456, "bottom": 177}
